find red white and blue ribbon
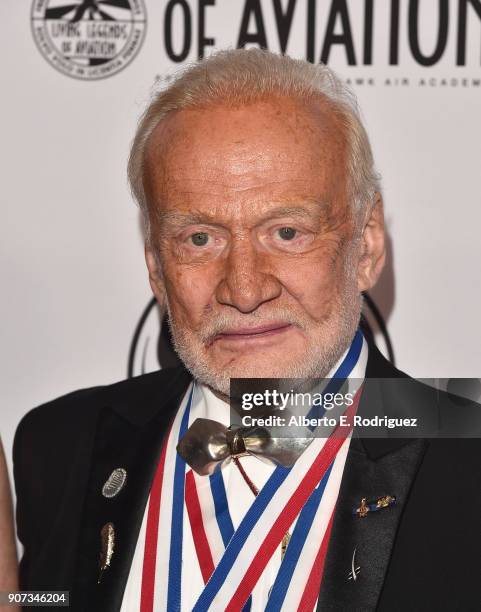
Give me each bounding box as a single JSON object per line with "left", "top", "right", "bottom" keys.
{"left": 140, "top": 385, "right": 194, "bottom": 612}
{"left": 139, "top": 329, "right": 366, "bottom": 612}
{"left": 192, "top": 398, "right": 359, "bottom": 612}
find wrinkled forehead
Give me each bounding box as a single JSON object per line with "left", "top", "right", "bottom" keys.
{"left": 143, "top": 96, "right": 349, "bottom": 213}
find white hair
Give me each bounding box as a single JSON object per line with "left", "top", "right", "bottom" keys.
{"left": 127, "top": 48, "right": 380, "bottom": 242}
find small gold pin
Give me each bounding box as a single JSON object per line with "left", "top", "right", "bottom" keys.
{"left": 376, "top": 494, "right": 396, "bottom": 508}
{"left": 353, "top": 495, "right": 396, "bottom": 517}
{"left": 98, "top": 522, "right": 115, "bottom": 583}
{"left": 281, "top": 532, "right": 291, "bottom": 560}
{"left": 355, "top": 498, "right": 370, "bottom": 518}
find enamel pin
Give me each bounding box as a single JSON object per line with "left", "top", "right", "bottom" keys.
{"left": 98, "top": 522, "right": 115, "bottom": 583}
{"left": 281, "top": 532, "right": 291, "bottom": 560}
{"left": 102, "top": 468, "right": 127, "bottom": 498}
{"left": 355, "top": 498, "right": 369, "bottom": 518}
{"left": 353, "top": 495, "right": 396, "bottom": 517}
{"left": 348, "top": 547, "right": 361, "bottom": 581}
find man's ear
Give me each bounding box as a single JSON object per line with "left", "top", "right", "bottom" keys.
{"left": 145, "top": 245, "right": 166, "bottom": 305}
{"left": 357, "top": 193, "right": 386, "bottom": 292}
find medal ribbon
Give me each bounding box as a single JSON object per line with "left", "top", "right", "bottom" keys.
{"left": 296, "top": 510, "right": 336, "bottom": 611}
{"left": 264, "top": 462, "right": 334, "bottom": 611}
{"left": 193, "top": 395, "right": 359, "bottom": 612}
{"left": 140, "top": 385, "right": 195, "bottom": 612}
{"left": 140, "top": 422, "right": 171, "bottom": 612}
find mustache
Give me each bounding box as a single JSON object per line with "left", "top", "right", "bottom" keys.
{"left": 195, "top": 309, "right": 308, "bottom": 343}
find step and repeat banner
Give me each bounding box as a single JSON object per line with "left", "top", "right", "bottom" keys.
{"left": 2, "top": 0, "right": 481, "bottom": 472}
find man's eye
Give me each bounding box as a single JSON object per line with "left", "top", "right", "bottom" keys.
{"left": 190, "top": 232, "right": 210, "bottom": 246}
{"left": 277, "top": 227, "right": 297, "bottom": 241}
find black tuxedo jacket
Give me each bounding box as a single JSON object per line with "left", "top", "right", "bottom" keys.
{"left": 14, "top": 345, "right": 481, "bottom": 611}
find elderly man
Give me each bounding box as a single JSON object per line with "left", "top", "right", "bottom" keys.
{"left": 14, "top": 49, "right": 480, "bottom": 611}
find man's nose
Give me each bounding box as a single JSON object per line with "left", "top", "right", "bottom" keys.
{"left": 215, "top": 239, "right": 282, "bottom": 313}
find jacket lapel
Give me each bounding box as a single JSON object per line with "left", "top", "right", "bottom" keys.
{"left": 71, "top": 367, "right": 191, "bottom": 612}
{"left": 318, "top": 345, "right": 428, "bottom": 611}
{"left": 317, "top": 433, "right": 427, "bottom": 611}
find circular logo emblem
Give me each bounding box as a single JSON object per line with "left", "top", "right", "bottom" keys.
{"left": 31, "top": 0, "right": 147, "bottom": 80}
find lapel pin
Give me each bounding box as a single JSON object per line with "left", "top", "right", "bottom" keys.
{"left": 354, "top": 497, "right": 369, "bottom": 518}
{"left": 98, "top": 522, "right": 115, "bottom": 584}
{"left": 102, "top": 467, "right": 127, "bottom": 498}
{"left": 353, "top": 495, "right": 396, "bottom": 517}
{"left": 376, "top": 494, "right": 396, "bottom": 509}
{"left": 348, "top": 547, "right": 361, "bottom": 581}
{"left": 281, "top": 532, "right": 291, "bottom": 560}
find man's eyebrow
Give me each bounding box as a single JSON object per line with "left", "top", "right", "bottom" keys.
{"left": 156, "top": 202, "right": 327, "bottom": 232}
{"left": 260, "top": 204, "right": 327, "bottom": 219}
{"left": 157, "top": 210, "right": 213, "bottom": 229}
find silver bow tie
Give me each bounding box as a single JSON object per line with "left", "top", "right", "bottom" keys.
{"left": 176, "top": 417, "right": 313, "bottom": 476}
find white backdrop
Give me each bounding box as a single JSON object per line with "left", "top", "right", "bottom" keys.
{"left": 2, "top": 0, "right": 481, "bottom": 489}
